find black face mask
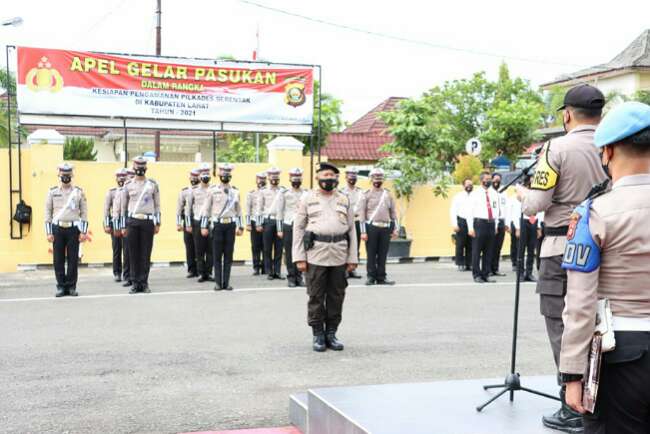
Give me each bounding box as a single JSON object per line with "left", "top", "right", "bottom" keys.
{"left": 492, "top": 181, "right": 501, "bottom": 190}
{"left": 60, "top": 175, "right": 72, "bottom": 184}
{"left": 319, "top": 178, "right": 338, "bottom": 192}
{"left": 482, "top": 180, "right": 492, "bottom": 188}
{"left": 200, "top": 176, "right": 211, "bottom": 184}
{"left": 464, "top": 186, "right": 473, "bottom": 193}
{"left": 348, "top": 178, "right": 357, "bottom": 186}
{"left": 220, "top": 175, "right": 231, "bottom": 184}
{"left": 190, "top": 179, "right": 199, "bottom": 186}
{"left": 373, "top": 181, "right": 383, "bottom": 188}
{"left": 134, "top": 167, "right": 146, "bottom": 176}
{"left": 117, "top": 180, "right": 124, "bottom": 187}
{"left": 291, "top": 181, "right": 302, "bottom": 188}
{"left": 257, "top": 181, "right": 266, "bottom": 188}
{"left": 270, "top": 179, "right": 279, "bottom": 186}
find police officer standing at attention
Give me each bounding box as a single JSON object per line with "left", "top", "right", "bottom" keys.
{"left": 293, "top": 162, "right": 358, "bottom": 352}
{"left": 200, "top": 163, "right": 243, "bottom": 291}
{"left": 258, "top": 167, "right": 285, "bottom": 280}
{"left": 359, "top": 168, "right": 398, "bottom": 286}
{"left": 119, "top": 168, "right": 135, "bottom": 286}
{"left": 449, "top": 178, "right": 473, "bottom": 272}
{"left": 516, "top": 84, "right": 607, "bottom": 432}
{"left": 45, "top": 163, "right": 88, "bottom": 297}
{"left": 120, "top": 156, "right": 161, "bottom": 294}
{"left": 467, "top": 171, "right": 499, "bottom": 283}
{"left": 187, "top": 165, "right": 214, "bottom": 282}
{"left": 490, "top": 173, "right": 507, "bottom": 277}
{"left": 246, "top": 171, "right": 267, "bottom": 275}
{"left": 340, "top": 168, "right": 363, "bottom": 279}
{"left": 277, "top": 168, "right": 307, "bottom": 287}
{"left": 560, "top": 101, "right": 650, "bottom": 433}
{"left": 104, "top": 168, "right": 127, "bottom": 282}
{"left": 177, "top": 169, "right": 199, "bottom": 278}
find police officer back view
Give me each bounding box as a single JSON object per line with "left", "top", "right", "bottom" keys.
{"left": 293, "top": 162, "right": 358, "bottom": 352}
{"left": 517, "top": 84, "right": 607, "bottom": 433}
{"left": 45, "top": 163, "right": 88, "bottom": 297}
{"left": 359, "top": 168, "right": 398, "bottom": 286}
{"left": 120, "top": 156, "right": 161, "bottom": 294}
{"left": 177, "top": 169, "right": 199, "bottom": 278}
{"left": 560, "top": 101, "right": 650, "bottom": 433}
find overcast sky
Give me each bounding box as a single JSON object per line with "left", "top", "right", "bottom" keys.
{"left": 1, "top": 0, "right": 648, "bottom": 122}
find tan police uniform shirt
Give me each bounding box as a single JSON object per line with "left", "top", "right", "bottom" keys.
{"left": 258, "top": 185, "right": 284, "bottom": 221}
{"left": 292, "top": 190, "right": 358, "bottom": 267}
{"left": 522, "top": 125, "right": 607, "bottom": 257}
{"left": 560, "top": 175, "right": 650, "bottom": 374}
{"left": 120, "top": 178, "right": 161, "bottom": 224}
{"left": 341, "top": 185, "right": 363, "bottom": 221}
{"left": 45, "top": 185, "right": 88, "bottom": 234}
{"left": 199, "top": 184, "right": 242, "bottom": 227}
{"left": 185, "top": 184, "right": 210, "bottom": 225}
{"left": 245, "top": 188, "right": 264, "bottom": 226}
{"left": 103, "top": 187, "right": 119, "bottom": 228}
{"left": 176, "top": 186, "right": 193, "bottom": 227}
{"left": 358, "top": 187, "right": 397, "bottom": 231}
{"left": 278, "top": 188, "right": 307, "bottom": 226}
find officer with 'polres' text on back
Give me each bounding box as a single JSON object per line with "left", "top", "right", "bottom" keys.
{"left": 516, "top": 84, "right": 608, "bottom": 433}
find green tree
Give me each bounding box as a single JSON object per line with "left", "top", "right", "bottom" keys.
{"left": 0, "top": 70, "right": 26, "bottom": 148}
{"left": 304, "top": 81, "right": 345, "bottom": 152}
{"left": 217, "top": 135, "right": 268, "bottom": 163}
{"left": 543, "top": 86, "right": 567, "bottom": 126}
{"left": 452, "top": 155, "right": 483, "bottom": 184}
{"left": 64, "top": 137, "right": 97, "bottom": 161}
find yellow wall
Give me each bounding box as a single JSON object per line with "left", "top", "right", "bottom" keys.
{"left": 0, "top": 143, "right": 512, "bottom": 272}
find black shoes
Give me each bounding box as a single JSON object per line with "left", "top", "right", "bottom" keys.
{"left": 348, "top": 270, "right": 362, "bottom": 279}
{"left": 55, "top": 287, "right": 65, "bottom": 297}
{"left": 523, "top": 274, "right": 537, "bottom": 282}
{"left": 313, "top": 333, "right": 327, "bottom": 352}
{"left": 288, "top": 280, "right": 297, "bottom": 288}
{"left": 197, "top": 275, "right": 212, "bottom": 283}
{"left": 129, "top": 287, "right": 138, "bottom": 294}
{"left": 122, "top": 280, "right": 133, "bottom": 287}
{"left": 267, "top": 274, "right": 275, "bottom": 281}
{"left": 542, "top": 389, "right": 584, "bottom": 433}
{"left": 474, "top": 277, "right": 485, "bottom": 283}
{"left": 484, "top": 277, "right": 496, "bottom": 283}
{"left": 457, "top": 265, "right": 465, "bottom": 272}
{"left": 252, "top": 269, "right": 261, "bottom": 276}
{"left": 491, "top": 271, "right": 506, "bottom": 277}
{"left": 68, "top": 289, "right": 78, "bottom": 297}
{"left": 186, "top": 272, "right": 198, "bottom": 278}
{"left": 325, "top": 331, "right": 344, "bottom": 351}
{"left": 376, "top": 279, "right": 395, "bottom": 286}
{"left": 365, "top": 278, "right": 376, "bottom": 286}
{"left": 114, "top": 274, "right": 122, "bottom": 282}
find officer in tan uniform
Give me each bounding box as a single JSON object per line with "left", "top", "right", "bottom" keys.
{"left": 293, "top": 162, "right": 358, "bottom": 352}
{"left": 257, "top": 167, "right": 285, "bottom": 280}
{"left": 277, "top": 168, "right": 307, "bottom": 287}
{"left": 104, "top": 168, "right": 127, "bottom": 282}
{"left": 560, "top": 102, "right": 650, "bottom": 433}
{"left": 246, "top": 171, "right": 267, "bottom": 275}
{"left": 120, "top": 156, "right": 161, "bottom": 294}
{"left": 187, "top": 165, "right": 214, "bottom": 282}
{"left": 118, "top": 168, "right": 135, "bottom": 285}
{"left": 340, "top": 168, "right": 363, "bottom": 279}
{"left": 45, "top": 163, "right": 88, "bottom": 297}
{"left": 200, "top": 163, "right": 243, "bottom": 291}
{"left": 177, "top": 169, "right": 199, "bottom": 278}
{"left": 359, "top": 168, "right": 398, "bottom": 286}
{"left": 516, "top": 84, "right": 607, "bottom": 432}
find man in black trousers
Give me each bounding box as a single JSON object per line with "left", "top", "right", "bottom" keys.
{"left": 468, "top": 171, "right": 500, "bottom": 283}
{"left": 490, "top": 173, "right": 507, "bottom": 276}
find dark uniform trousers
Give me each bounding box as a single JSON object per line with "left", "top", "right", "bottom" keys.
{"left": 354, "top": 221, "right": 361, "bottom": 261}
{"left": 471, "top": 219, "right": 495, "bottom": 280}
{"left": 53, "top": 225, "right": 80, "bottom": 291}
{"left": 192, "top": 220, "right": 213, "bottom": 278}
{"left": 212, "top": 222, "right": 236, "bottom": 288}
{"left": 122, "top": 234, "right": 130, "bottom": 281}
{"left": 126, "top": 218, "right": 154, "bottom": 288}
{"left": 491, "top": 219, "right": 506, "bottom": 273}
{"left": 283, "top": 223, "right": 301, "bottom": 284}
{"left": 306, "top": 264, "right": 348, "bottom": 331}
{"left": 519, "top": 220, "right": 537, "bottom": 276}
{"left": 537, "top": 255, "right": 566, "bottom": 371}
{"left": 584, "top": 331, "right": 650, "bottom": 434}
{"left": 263, "top": 218, "right": 283, "bottom": 276}
{"left": 183, "top": 222, "right": 197, "bottom": 275}
{"left": 250, "top": 221, "right": 264, "bottom": 272}
{"left": 366, "top": 224, "right": 391, "bottom": 281}
{"left": 455, "top": 217, "right": 472, "bottom": 269}
{"left": 111, "top": 227, "right": 123, "bottom": 277}
{"left": 536, "top": 223, "right": 545, "bottom": 271}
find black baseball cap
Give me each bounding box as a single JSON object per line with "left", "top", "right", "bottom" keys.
{"left": 557, "top": 84, "right": 605, "bottom": 111}
{"left": 316, "top": 161, "right": 339, "bottom": 174}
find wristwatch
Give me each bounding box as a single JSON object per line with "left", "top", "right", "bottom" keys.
{"left": 560, "top": 373, "right": 584, "bottom": 383}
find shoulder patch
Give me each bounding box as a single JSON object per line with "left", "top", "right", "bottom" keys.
{"left": 561, "top": 198, "right": 600, "bottom": 273}
{"left": 530, "top": 141, "right": 559, "bottom": 191}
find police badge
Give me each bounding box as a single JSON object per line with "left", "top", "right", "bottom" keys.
{"left": 285, "top": 78, "right": 306, "bottom": 107}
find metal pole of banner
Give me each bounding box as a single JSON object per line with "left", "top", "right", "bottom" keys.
{"left": 317, "top": 66, "right": 322, "bottom": 163}
{"left": 309, "top": 134, "right": 314, "bottom": 189}
{"left": 153, "top": 0, "right": 162, "bottom": 161}
{"left": 6, "top": 45, "right": 14, "bottom": 239}
{"left": 255, "top": 133, "right": 260, "bottom": 163}
{"left": 212, "top": 131, "right": 217, "bottom": 176}
{"left": 123, "top": 119, "right": 128, "bottom": 168}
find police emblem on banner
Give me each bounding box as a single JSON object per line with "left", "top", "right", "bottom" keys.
{"left": 285, "top": 78, "right": 306, "bottom": 107}
{"left": 25, "top": 56, "right": 64, "bottom": 93}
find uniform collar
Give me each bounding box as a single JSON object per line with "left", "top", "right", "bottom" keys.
{"left": 613, "top": 174, "right": 650, "bottom": 189}
{"left": 567, "top": 124, "right": 597, "bottom": 135}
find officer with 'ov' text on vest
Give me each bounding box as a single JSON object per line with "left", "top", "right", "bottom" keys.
{"left": 45, "top": 163, "right": 88, "bottom": 297}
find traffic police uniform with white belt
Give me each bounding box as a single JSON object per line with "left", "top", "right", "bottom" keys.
{"left": 45, "top": 163, "right": 88, "bottom": 297}
{"left": 187, "top": 165, "right": 214, "bottom": 282}
{"left": 560, "top": 102, "right": 650, "bottom": 433}
{"left": 200, "top": 163, "right": 243, "bottom": 291}
{"left": 340, "top": 168, "right": 363, "bottom": 279}
{"left": 177, "top": 169, "right": 199, "bottom": 278}
{"left": 277, "top": 168, "right": 307, "bottom": 287}
{"left": 104, "top": 168, "right": 127, "bottom": 282}
{"left": 120, "top": 156, "right": 161, "bottom": 293}
{"left": 246, "top": 171, "right": 267, "bottom": 275}
{"left": 258, "top": 167, "right": 285, "bottom": 280}
{"left": 359, "top": 168, "right": 398, "bottom": 286}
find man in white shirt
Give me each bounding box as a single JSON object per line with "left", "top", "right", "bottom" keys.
{"left": 508, "top": 190, "right": 543, "bottom": 282}
{"left": 449, "top": 178, "right": 473, "bottom": 271}
{"left": 468, "top": 171, "right": 500, "bottom": 283}
{"left": 490, "top": 173, "right": 508, "bottom": 276}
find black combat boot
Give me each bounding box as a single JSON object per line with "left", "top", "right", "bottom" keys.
{"left": 68, "top": 287, "right": 78, "bottom": 297}
{"left": 312, "top": 326, "right": 326, "bottom": 352}
{"left": 365, "top": 278, "right": 376, "bottom": 286}
{"left": 114, "top": 274, "right": 122, "bottom": 282}
{"left": 348, "top": 270, "right": 362, "bottom": 279}
{"left": 55, "top": 286, "right": 65, "bottom": 298}
{"left": 541, "top": 388, "right": 584, "bottom": 433}
{"left": 122, "top": 280, "right": 133, "bottom": 288}
{"left": 325, "top": 329, "right": 344, "bottom": 351}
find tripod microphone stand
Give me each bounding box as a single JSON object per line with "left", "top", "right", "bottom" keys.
{"left": 476, "top": 159, "right": 560, "bottom": 412}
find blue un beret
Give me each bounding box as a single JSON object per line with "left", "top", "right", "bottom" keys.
{"left": 594, "top": 101, "right": 650, "bottom": 148}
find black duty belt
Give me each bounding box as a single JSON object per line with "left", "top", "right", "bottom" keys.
{"left": 314, "top": 233, "right": 348, "bottom": 243}
{"left": 545, "top": 226, "right": 569, "bottom": 236}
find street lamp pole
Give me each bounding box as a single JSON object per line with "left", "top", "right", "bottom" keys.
{"left": 154, "top": 0, "right": 161, "bottom": 160}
